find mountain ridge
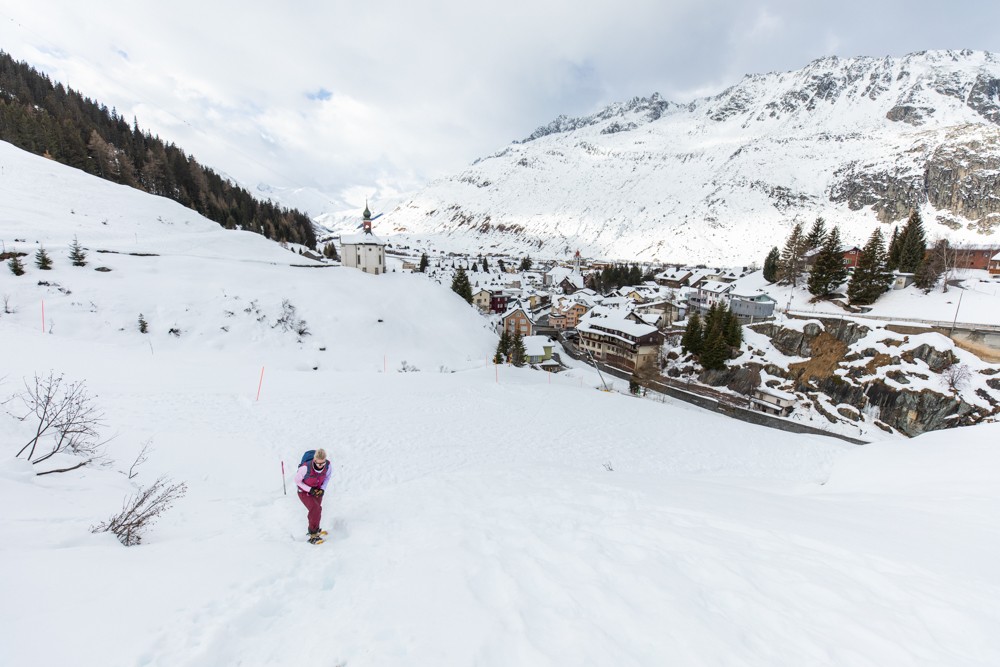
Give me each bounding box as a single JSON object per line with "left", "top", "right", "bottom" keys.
{"left": 386, "top": 49, "right": 1000, "bottom": 264}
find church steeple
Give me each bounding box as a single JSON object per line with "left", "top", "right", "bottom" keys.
{"left": 363, "top": 200, "right": 372, "bottom": 233}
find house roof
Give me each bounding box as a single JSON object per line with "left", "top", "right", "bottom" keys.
{"left": 698, "top": 280, "right": 734, "bottom": 295}
{"left": 577, "top": 306, "right": 660, "bottom": 339}
{"left": 522, "top": 335, "right": 553, "bottom": 357}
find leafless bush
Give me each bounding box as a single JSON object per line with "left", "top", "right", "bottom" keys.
{"left": 398, "top": 361, "right": 419, "bottom": 372}
{"left": 2, "top": 295, "right": 13, "bottom": 314}
{"left": 127, "top": 439, "right": 153, "bottom": 479}
{"left": 11, "top": 372, "right": 108, "bottom": 472}
{"left": 91, "top": 476, "right": 187, "bottom": 546}
{"left": 940, "top": 363, "right": 971, "bottom": 393}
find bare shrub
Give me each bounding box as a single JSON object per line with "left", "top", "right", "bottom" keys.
{"left": 11, "top": 372, "right": 108, "bottom": 472}
{"left": 91, "top": 477, "right": 187, "bottom": 546}
{"left": 940, "top": 363, "right": 972, "bottom": 393}
{"left": 127, "top": 440, "right": 153, "bottom": 479}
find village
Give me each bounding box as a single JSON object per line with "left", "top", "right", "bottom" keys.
{"left": 322, "top": 207, "right": 1000, "bottom": 436}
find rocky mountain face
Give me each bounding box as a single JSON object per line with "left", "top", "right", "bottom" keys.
{"left": 723, "top": 317, "right": 1000, "bottom": 436}
{"left": 388, "top": 50, "right": 1000, "bottom": 264}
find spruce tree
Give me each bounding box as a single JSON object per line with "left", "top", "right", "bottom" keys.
{"left": 762, "top": 247, "right": 780, "bottom": 283}
{"left": 451, "top": 267, "right": 473, "bottom": 303}
{"left": 723, "top": 308, "right": 742, "bottom": 347}
{"left": 519, "top": 256, "right": 533, "bottom": 271}
{"left": 699, "top": 329, "right": 728, "bottom": 371}
{"left": 897, "top": 211, "right": 927, "bottom": 274}
{"left": 8, "top": 254, "right": 25, "bottom": 276}
{"left": 914, "top": 239, "right": 947, "bottom": 292}
{"left": 681, "top": 312, "right": 703, "bottom": 356}
{"left": 418, "top": 253, "right": 429, "bottom": 273}
{"left": 805, "top": 217, "right": 828, "bottom": 250}
{"left": 35, "top": 245, "right": 53, "bottom": 270}
{"left": 807, "top": 226, "right": 848, "bottom": 297}
{"left": 481, "top": 256, "right": 489, "bottom": 272}
{"left": 138, "top": 314, "right": 149, "bottom": 334}
{"left": 847, "top": 228, "right": 891, "bottom": 305}
{"left": 778, "top": 222, "right": 808, "bottom": 286}
{"left": 885, "top": 226, "right": 901, "bottom": 271}
{"left": 498, "top": 330, "right": 511, "bottom": 360}
{"left": 510, "top": 332, "right": 526, "bottom": 367}
{"left": 69, "top": 236, "right": 87, "bottom": 266}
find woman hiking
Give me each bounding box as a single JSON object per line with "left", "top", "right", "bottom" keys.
{"left": 295, "top": 448, "right": 332, "bottom": 544}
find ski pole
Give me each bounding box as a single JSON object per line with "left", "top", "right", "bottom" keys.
{"left": 281, "top": 460, "right": 287, "bottom": 495}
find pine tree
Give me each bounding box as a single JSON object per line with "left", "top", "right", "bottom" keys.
{"left": 847, "top": 228, "right": 891, "bottom": 305}
{"left": 805, "top": 217, "right": 828, "bottom": 250}
{"left": 681, "top": 312, "right": 703, "bottom": 356}
{"left": 451, "top": 267, "right": 473, "bottom": 303}
{"left": 723, "top": 308, "right": 742, "bottom": 347}
{"left": 885, "top": 226, "right": 901, "bottom": 271}
{"left": 807, "top": 226, "right": 848, "bottom": 298}
{"left": 35, "top": 245, "right": 52, "bottom": 270}
{"left": 69, "top": 236, "right": 87, "bottom": 266}
{"left": 498, "top": 330, "right": 511, "bottom": 361}
{"left": 481, "top": 256, "right": 489, "bottom": 272}
{"left": 418, "top": 253, "right": 429, "bottom": 273}
{"left": 778, "top": 222, "right": 808, "bottom": 286}
{"left": 510, "top": 332, "right": 526, "bottom": 367}
{"left": 897, "top": 211, "right": 927, "bottom": 274}
{"left": 762, "top": 247, "right": 780, "bottom": 283}
{"left": 519, "top": 256, "right": 533, "bottom": 271}
{"left": 8, "top": 254, "right": 26, "bottom": 276}
{"left": 138, "top": 314, "right": 149, "bottom": 334}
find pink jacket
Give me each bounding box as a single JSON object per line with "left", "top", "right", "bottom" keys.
{"left": 295, "top": 461, "right": 332, "bottom": 493}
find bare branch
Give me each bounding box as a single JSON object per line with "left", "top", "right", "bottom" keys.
{"left": 91, "top": 477, "right": 187, "bottom": 546}
{"left": 36, "top": 459, "right": 92, "bottom": 476}
{"left": 128, "top": 440, "right": 153, "bottom": 479}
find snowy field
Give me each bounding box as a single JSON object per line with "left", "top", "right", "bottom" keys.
{"left": 3, "top": 142, "right": 1000, "bottom": 665}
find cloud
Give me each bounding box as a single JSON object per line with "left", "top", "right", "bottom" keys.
{"left": 0, "top": 0, "right": 997, "bottom": 213}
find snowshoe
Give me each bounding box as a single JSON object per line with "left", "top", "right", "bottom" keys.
{"left": 308, "top": 535, "right": 324, "bottom": 545}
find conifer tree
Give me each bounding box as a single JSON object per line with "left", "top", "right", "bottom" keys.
{"left": 681, "top": 312, "right": 703, "bottom": 356}
{"left": 723, "top": 307, "right": 742, "bottom": 347}
{"left": 498, "top": 330, "right": 511, "bottom": 360}
{"left": 69, "top": 236, "right": 87, "bottom": 266}
{"left": 35, "top": 246, "right": 52, "bottom": 270}
{"left": 805, "top": 217, "right": 828, "bottom": 250}
{"left": 8, "top": 254, "right": 25, "bottom": 276}
{"left": 847, "top": 228, "right": 891, "bottom": 305}
{"left": 481, "top": 256, "right": 489, "bottom": 272}
{"left": 885, "top": 226, "right": 901, "bottom": 271}
{"left": 519, "top": 256, "right": 533, "bottom": 271}
{"left": 778, "top": 222, "right": 808, "bottom": 286}
{"left": 807, "top": 226, "right": 848, "bottom": 297}
{"left": 138, "top": 314, "right": 149, "bottom": 334}
{"left": 897, "top": 211, "right": 927, "bottom": 274}
{"left": 699, "top": 329, "right": 728, "bottom": 371}
{"left": 510, "top": 332, "right": 526, "bottom": 367}
{"left": 451, "top": 267, "right": 473, "bottom": 303}
{"left": 418, "top": 253, "right": 429, "bottom": 273}
{"left": 914, "top": 239, "right": 948, "bottom": 292}
{"left": 762, "top": 247, "right": 780, "bottom": 283}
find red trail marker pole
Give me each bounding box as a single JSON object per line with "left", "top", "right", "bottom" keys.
{"left": 281, "top": 460, "right": 287, "bottom": 495}
{"left": 256, "top": 366, "right": 265, "bottom": 401}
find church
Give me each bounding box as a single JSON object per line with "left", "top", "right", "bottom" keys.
{"left": 340, "top": 203, "right": 387, "bottom": 275}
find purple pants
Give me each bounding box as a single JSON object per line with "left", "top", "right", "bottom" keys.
{"left": 298, "top": 490, "right": 323, "bottom": 533}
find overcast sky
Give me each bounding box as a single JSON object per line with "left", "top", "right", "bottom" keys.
{"left": 2, "top": 2, "right": 998, "bottom": 212}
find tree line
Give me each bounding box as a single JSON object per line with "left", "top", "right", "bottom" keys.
{"left": 762, "top": 212, "right": 952, "bottom": 306}
{"left": 0, "top": 51, "right": 315, "bottom": 248}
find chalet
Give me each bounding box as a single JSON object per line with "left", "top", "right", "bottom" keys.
{"left": 634, "top": 299, "right": 681, "bottom": 329}
{"left": 750, "top": 386, "right": 796, "bottom": 417}
{"left": 576, "top": 307, "right": 664, "bottom": 374}
{"left": 341, "top": 205, "right": 386, "bottom": 275}
{"left": 522, "top": 335, "right": 556, "bottom": 365}
{"left": 842, "top": 246, "right": 862, "bottom": 268}
{"left": 688, "top": 280, "right": 734, "bottom": 316}
{"left": 501, "top": 304, "right": 534, "bottom": 337}
{"left": 655, "top": 268, "right": 693, "bottom": 289}
{"left": 990, "top": 251, "right": 1000, "bottom": 276}
{"left": 472, "top": 289, "right": 492, "bottom": 313}
{"left": 559, "top": 274, "right": 585, "bottom": 294}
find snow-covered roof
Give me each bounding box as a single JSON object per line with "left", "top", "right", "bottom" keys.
{"left": 523, "top": 335, "right": 553, "bottom": 357}
{"left": 698, "top": 280, "right": 734, "bottom": 295}
{"left": 578, "top": 306, "right": 660, "bottom": 339}
{"left": 341, "top": 231, "right": 387, "bottom": 246}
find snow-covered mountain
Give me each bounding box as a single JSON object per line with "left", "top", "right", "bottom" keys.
{"left": 387, "top": 50, "right": 1000, "bottom": 264}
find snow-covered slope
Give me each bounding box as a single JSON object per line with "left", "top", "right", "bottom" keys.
{"left": 2, "top": 141, "right": 1000, "bottom": 665}
{"left": 388, "top": 50, "right": 1000, "bottom": 264}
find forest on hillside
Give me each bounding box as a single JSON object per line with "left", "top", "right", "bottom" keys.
{"left": 0, "top": 52, "right": 316, "bottom": 248}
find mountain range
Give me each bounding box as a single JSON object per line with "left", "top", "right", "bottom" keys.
{"left": 380, "top": 50, "right": 1000, "bottom": 265}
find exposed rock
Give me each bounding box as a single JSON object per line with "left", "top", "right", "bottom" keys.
{"left": 838, "top": 406, "right": 861, "bottom": 421}
{"left": 886, "top": 105, "right": 935, "bottom": 125}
